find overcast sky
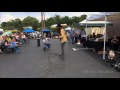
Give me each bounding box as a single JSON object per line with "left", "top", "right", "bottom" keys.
{"left": 0, "top": 12, "right": 100, "bottom": 23}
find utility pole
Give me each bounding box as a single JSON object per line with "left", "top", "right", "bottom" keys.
{"left": 41, "top": 12, "right": 45, "bottom": 29}
{"left": 41, "top": 12, "right": 43, "bottom": 29}
{"left": 37, "top": 12, "right": 45, "bottom": 47}
{"left": 43, "top": 12, "right": 45, "bottom": 29}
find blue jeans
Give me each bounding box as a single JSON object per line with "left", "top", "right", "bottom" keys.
{"left": 71, "top": 36, "right": 74, "bottom": 44}
{"left": 7, "top": 42, "right": 20, "bottom": 53}
{"left": 44, "top": 43, "right": 50, "bottom": 48}
{"left": 68, "top": 37, "right": 71, "bottom": 45}
{"left": 22, "top": 39, "right": 27, "bottom": 44}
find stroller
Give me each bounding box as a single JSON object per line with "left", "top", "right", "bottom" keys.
{"left": 42, "top": 37, "right": 51, "bottom": 50}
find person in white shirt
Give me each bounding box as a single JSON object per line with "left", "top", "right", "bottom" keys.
{"left": 40, "top": 33, "right": 42, "bottom": 38}
{"left": 21, "top": 33, "right": 26, "bottom": 44}
{"left": 43, "top": 36, "right": 51, "bottom": 50}
{"left": 15, "top": 34, "right": 20, "bottom": 42}
{"left": 81, "top": 30, "right": 86, "bottom": 44}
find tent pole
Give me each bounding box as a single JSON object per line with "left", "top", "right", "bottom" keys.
{"left": 103, "top": 12, "right": 107, "bottom": 60}
{"left": 86, "top": 18, "right": 87, "bottom": 41}
{"left": 85, "top": 18, "right": 88, "bottom": 48}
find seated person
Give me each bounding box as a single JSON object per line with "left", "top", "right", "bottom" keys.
{"left": 96, "top": 34, "right": 100, "bottom": 38}
{"left": 87, "top": 34, "right": 93, "bottom": 39}
{"left": 43, "top": 36, "right": 51, "bottom": 48}
{"left": 111, "top": 36, "right": 119, "bottom": 51}
{"left": 12, "top": 36, "right": 21, "bottom": 46}
{"left": 89, "top": 34, "right": 93, "bottom": 38}
{"left": 92, "top": 32, "right": 96, "bottom": 39}
{"left": 6, "top": 35, "right": 12, "bottom": 42}
{"left": 12, "top": 36, "right": 17, "bottom": 42}
{"left": 0, "top": 37, "right": 4, "bottom": 53}
{"left": 4, "top": 37, "right": 20, "bottom": 53}
{"left": 95, "top": 34, "right": 104, "bottom": 42}
{"left": 0, "top": 36, "right": 3, "bottom": 44}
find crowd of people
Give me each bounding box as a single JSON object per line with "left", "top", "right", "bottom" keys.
{"left": 0, "top": 32, "right": 31, "bottom": 54}
{"left": 0, "top": 28, "right": 120, "bottom": 55}
{"left": 66, "top": 29, "right": 86, "bottom": 46}
{"left": 86, "top": 32, "right": 120, "bottom": 51}
{"left": 65, "top": 29, "right": 120, "bottom": 52}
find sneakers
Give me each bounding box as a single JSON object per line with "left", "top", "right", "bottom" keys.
{"left": 72, "top": 48, "right": 77, "bottom": 51}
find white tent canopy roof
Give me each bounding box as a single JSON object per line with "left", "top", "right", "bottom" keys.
{"left": 79, "top": 19, "right": 112, "bottom": 24}
{"left": 79, "top": 20, "right": 113, "bottom": 27}
{"left": 87, "top": 12, "right": 120, "bottom": 20}
{"left": 65, "top": 27, "right": 71, "bottom": 30}
{"left": 81, "top": 12, "right": 120, "bottom": 60}
{"left": 65, "top": 27, "right": 75, "bottom": 30}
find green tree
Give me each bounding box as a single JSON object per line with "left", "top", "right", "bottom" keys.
{"left": 2, "top": 19, "right": 23, "bottom": 32}
{"left": 7, "top": 20, "right": 15, "bottom": 28}
{"left": 61, "top": 16, "right": 70, "bottom": 25}
{"left": 22, "top": 16, "right": 39, "bottom": 30}
{"left": 53, "top": 14, "right": 62, "bottom": 24}
{"left": 11, "top": 18, "right": 23, "bottom": 31}
{"left": 1, "top": 13, "right": 87, "bottom": 32}
{"left": 45, "top": 17, "right": 55, "bottom": 27}
{"left": 49, "top": 27, "right": 56, "bottom": 32}
{"left": 81, "top": 14, "right": 87, "bottom": 20}
{"left": 71, "top": 16, "right": 81, "bottom": 24}
{"left": 5, "top": 20, "right": 16, "bottom": 30}
{"left": 1, "top": 22, "right": 7, "bottom": 27}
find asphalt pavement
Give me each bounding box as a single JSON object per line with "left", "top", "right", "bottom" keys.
{"left": 0, "top": 39, "right": 120, "bottom": 78}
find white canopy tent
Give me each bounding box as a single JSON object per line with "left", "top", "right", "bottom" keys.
{"left": 65, "top": 27, "right": 71, "bottom": 30}
{"left": 79, "top": 19, "right": 113, "bottom": 39}
{"left": 65, "top": 27, "right": 75, "bottom": 31}
{"left": 86, "top": 12, "right": 120, "bottom": 60}
{"left": 79, "top": 20, "right": 112, "bottom": 27}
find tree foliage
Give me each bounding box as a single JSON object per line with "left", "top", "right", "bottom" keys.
{"left": 1, "top": 14, "right": 87, "bottom": 32}
{"left": 22, "top": 16, "right": 39, "bottom": 30}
